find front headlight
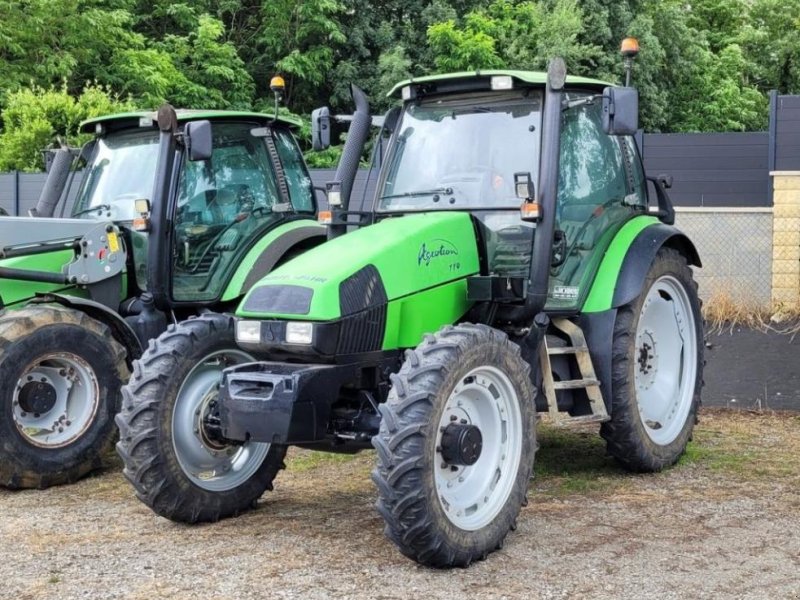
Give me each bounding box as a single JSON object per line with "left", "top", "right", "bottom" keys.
{"left": 236, "top": 320, "right": 261, "bottom": 344}
{"left": 285, "top": 321, "right": 314, "bottom": 345}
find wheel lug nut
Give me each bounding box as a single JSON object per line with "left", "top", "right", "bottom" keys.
{"left": 27, "top": 376, "right": 33, "bottom": 381}
{"left": 441, "top": 462, "right": 448, "bottom": 469}
{"left": 450, "top": 415, "right": 457, "bottom": 421}
{"left": 65, "top": 420, "right": 71, "bottom": 426}
{"left": 59, "top": 369, "right": 66, "bottom": 377}
{"left": 460, "top": 418, "right": 467, "bottom": 424}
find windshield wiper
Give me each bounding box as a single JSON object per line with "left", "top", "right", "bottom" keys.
{"left": 380, "top": 187, "right": 454, "bottom": 200}
{"left": 72, "top": 203, "right": 111, "bottom": 218}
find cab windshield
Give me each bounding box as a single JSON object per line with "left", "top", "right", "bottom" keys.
{"left": 377, "top": 90, "right": 543, "bottom": 211}
{"left": 72, "top": 129, "right": 159, "bottom": 221}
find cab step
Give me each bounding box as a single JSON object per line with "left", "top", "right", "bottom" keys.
{"left": 539, "top": 317, "right": 609, "bottom": 427}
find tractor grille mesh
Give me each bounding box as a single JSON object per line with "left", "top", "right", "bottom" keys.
{"left": 339, "top": 264, "right": 387, "bottom": 315}
{"left": 336, "top": 265, "right": 388, "bottom": 353}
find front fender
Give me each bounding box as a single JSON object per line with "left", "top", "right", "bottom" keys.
{"left": 32, "top": 293, "right": 144, "bottom": 364}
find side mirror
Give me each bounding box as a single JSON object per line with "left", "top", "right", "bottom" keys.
{"left": 602, "top": 87, "right": 639, "bottom": 136}
{"left": 311, "top": 107, "right": 331, "bottom": 151}
{"left": 184, "top": 120, "right": 213, "bottom": 161}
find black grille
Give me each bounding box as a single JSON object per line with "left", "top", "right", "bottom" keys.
{"left": 336, "top": 304, "right": 387, "bottom": 354}
{"left": 339, "top": 264, "right": 387, "bottom": 316}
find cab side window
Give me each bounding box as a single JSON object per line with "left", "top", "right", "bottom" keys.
{"left": 273, "top": 129, "right": 314, "bottom": 213}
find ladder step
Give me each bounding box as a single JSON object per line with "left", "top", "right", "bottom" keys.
{"left": 547, "top": 345, "right": 588, "bottom": 355}
{"left": 553, "top": 378, "right": 600, "bottom": 390}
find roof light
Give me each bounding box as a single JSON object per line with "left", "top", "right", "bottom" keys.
{"left": 326, "top": 181, "right": 342, "bottom": 207}
{"left": 520, "top": 201, "right": 541, "bottom": 222}
{"left": 621, "top": 37, "right": 640, "bottom": 58}
{"left": 318, "top": 210, "right": 333, "bottom": 225}
{"left": 401, "top": 86, "right": 412, "bottom": 101}
{"left": 270, "top": 75, "right": 286, "bottom": 93}
{"left": 491, "top": 75, "right": 514, "bottom": 91}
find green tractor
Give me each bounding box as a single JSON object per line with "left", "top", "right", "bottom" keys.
{"left": 0, "top": 103, "right": 327, "bottom": 489}
{"left": 117, "top": 56, "right": 703, "bottom": 567}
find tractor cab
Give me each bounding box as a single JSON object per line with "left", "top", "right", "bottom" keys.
{"left": 374, "top": 71, "right": 648, "bottom": 312}
{"left": 73, "top": 109, "right": 316, "bottom": 306}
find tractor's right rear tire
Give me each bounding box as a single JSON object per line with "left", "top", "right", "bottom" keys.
{"left": 116, "top": 313, "right": 286, "bottom": 523}
{"left": 372, "top": 324, "right": 536, "bottom": 568}
{"left": 0, "top": 305, "right": 128, "bottom": 489}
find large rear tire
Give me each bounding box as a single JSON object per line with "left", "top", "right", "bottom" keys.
{"left": 372, "top": 324, "right": 536, "bottom": 568}
{"left": 0, "top": 305, "right": 128, "bottom": 489}
{"left": 601, "top": 247, "right": 703, "bottom": 472}
{"left": 116, "top": 313, "right": 286, "bottom": 523}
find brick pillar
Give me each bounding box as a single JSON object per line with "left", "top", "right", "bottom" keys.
{"left": 771, "top": 172, "right": 800, "bottom": 308}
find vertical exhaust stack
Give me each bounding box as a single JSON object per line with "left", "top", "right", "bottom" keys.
{"left": 30, "top": 147, "right": 74, "bottom": 218}
{"left": 328, "top": 85, "right": 371, "bottom": 239}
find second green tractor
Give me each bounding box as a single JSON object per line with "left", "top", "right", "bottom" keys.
{"left": 118, "top": 58, "right": 703, "bottom": 567}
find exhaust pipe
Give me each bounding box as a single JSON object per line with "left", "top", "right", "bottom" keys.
{"left": 30, "top": 147, "right": 74, "bottom": 218}
{"left": 328, "top": 85, "right": 371, "bottom": 239}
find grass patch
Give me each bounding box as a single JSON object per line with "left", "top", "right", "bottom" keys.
{"left": 286, "top": 449, "right": 360, "bottom": 473}
{"left": 702, "top": 288, "right": 800, "bottom": 335}
{"left": 531, "top": 424, "right": 628, "bottom": 498}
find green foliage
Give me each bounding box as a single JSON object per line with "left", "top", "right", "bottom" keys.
{"left": 0, "top": 84, "right": 134, "bottom": 172}
{"left": 0, "top": 0, "right": 797, "bottom": 170}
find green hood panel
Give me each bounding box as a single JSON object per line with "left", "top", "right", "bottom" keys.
{"left": 237, "top": 212, "right": 480, "bottom": 320}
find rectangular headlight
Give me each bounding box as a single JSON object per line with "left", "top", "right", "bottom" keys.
{"left": 235, "top": 320, "right": 261, "bottom": 344}
{"left": 491, "top": 75, "right": 513, "bottom": 90}
{"left": 285, "top": 322, "right": 314, "bottom": 345}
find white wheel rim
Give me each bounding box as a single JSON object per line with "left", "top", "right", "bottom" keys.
{"left": 12, "top": 352, "right": 100, "bottom": 448}
{"left": 435, "top": 366, "right": 523, "bottom": 531}
{"left": 172, "top": 349, "right": 270, "bottom": 492}
{"left": 634, "top": 275, "right": 698, "bottom": 445}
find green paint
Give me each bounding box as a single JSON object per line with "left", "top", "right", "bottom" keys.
{"left": 221, "top": 219, "right": 325, "bottom": 302}
{"left": 383, "top": 278, "right": 472, "bottom": 349}
{"left": 0, "top": 250, "right": 77, "bottom": 306}
{"left": 80, "top": 110, "right": 301, "bottom": 133}
{"left": 388, "top": 70, "right": 611, "bottom": 97}
{"left": 237, "top": 212, "right": 480, "bottom": 320}
{"left": 581, "top": 216, "right": 660, "bottom": 313}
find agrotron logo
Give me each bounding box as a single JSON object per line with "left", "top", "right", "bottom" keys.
{"left": 418, "top": 239, "right": 459, "bottom": 266}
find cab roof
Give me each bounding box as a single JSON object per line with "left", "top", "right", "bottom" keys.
{"left": 79, "top": 109, "right": 301, "bottom": 134}
{"left": 387, "top": 70, "right": 612, "bottom": 98}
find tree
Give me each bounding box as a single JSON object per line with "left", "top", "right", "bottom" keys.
{"left": 0, "top": 84, "right": 134, "bottom": 171}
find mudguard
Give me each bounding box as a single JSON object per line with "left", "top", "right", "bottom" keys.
{"left": 32, "top": 293, "right": 143, "bottom": 364}
{"left": 579, "top": 222, "right": 701, "bottom": 411}
{"left": 611, "top": 223, "right": 701, "bottom": 309}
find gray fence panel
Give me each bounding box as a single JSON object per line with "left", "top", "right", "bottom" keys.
{"left": 642, "top": 132, "right": 770, "bottom": 207}
{"left": 0, "top": 173, "right": 15, "bottom": 214}
{"left": 18, "top": 173, "right": 47, "bottom": 215}
{"left": 775, "top": 95, "right": 800, "bottom": 171}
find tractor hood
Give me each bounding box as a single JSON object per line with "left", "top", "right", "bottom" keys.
{"left": 237, "top": 212, "right": 480, "bottom": 322}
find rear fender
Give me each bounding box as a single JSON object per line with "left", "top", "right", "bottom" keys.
{"left": 611, "top": 224, "right": 701, "bottom": 309}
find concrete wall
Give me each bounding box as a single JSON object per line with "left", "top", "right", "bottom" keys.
{"left": 675, "top": 207, "right": 773, "bottom": 307}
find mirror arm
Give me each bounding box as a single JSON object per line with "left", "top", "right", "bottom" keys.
{"left": 646, "top": 175, "right": 675, "bottom": 225}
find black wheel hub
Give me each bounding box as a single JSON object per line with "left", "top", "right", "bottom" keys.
{"left": 18, "top": 380, "right": 57, "bottom": 414}
{"left": 440, "top": 422, "right": 483, "bottom": 466}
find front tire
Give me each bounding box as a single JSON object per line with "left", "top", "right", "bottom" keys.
{"left": 601, "top": 247, "right": 704, "bottom": 472}
{"left": 116, "top": 313, "right": 286, "bottom": 523}
{"left": 0, "top": 305, "right": 128, "bottom": 489}
{"left": 372, "top": 324, "right": 537, "bottom": 568}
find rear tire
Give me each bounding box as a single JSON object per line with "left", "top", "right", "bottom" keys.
{"left": 372, "top": 324, "right": 536, "bottom": 567}
{"left": 116, "top": 313, "right": 286, "bottom": 523}
{"left": 601, "top": 248, "right": 703, "bottom": 472}
{"left": 0, "top": 305, "right": 128, "bottom": 489}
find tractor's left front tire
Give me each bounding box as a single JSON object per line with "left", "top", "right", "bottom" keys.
{"left": 116, "top": 313, "right": 286, "bottom": 523}
{"left": 372, "top": 324, "right": 536, "bottom": 568}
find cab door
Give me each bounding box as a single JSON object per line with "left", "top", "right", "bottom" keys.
{"left": 545, "top": 94, "right": 648, "bottom": 310}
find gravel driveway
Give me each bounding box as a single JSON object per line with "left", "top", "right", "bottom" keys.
{"left": 1, "top": 409, "right": 798, "bottom": 600}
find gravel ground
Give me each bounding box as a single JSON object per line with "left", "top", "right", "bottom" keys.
{"left": 1, "top": 409, "right": 799, "bottom": 600}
